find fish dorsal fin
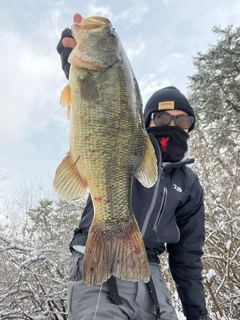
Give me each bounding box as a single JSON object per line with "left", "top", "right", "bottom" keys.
{"left": 78, "top": 70, "right": 99, "bottom": 101}
{"left": 134, "top": 136, "right": 158, "bottom": 188}
{"left": 53, "top": 151, "right": 88, "bottom": 200}
{"left": 60, "top": 84, "right": 71, "bottom": 107}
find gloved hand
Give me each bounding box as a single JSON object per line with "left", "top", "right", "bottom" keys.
{"left": 56, "top": 13, "right": 82, "bottom": 79}
{"left": 56, "top": 27, "right": 74, "bottom": 79}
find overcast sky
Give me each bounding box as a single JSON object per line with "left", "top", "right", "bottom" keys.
{"left": 1, "top": 0, "right": 240, "bottom": 203}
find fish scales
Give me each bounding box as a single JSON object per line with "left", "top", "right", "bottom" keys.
{"left": 53, "top": 16, "right": 158, "bottom": 285}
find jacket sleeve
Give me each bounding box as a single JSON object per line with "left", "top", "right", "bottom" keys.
{"left": 56, "top": 27, "right": 73, "bottom": 79}
{"left": 167, "top": 174, "right": 208, "bottom": 320}
{"left": 69, "top": 195, "right": 93, "bottom": 250}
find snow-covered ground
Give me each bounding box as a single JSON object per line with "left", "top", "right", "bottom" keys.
{"left": 177, "top": 312, "right": 186, "bottom": 320}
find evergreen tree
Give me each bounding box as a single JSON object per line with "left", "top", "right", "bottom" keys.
{"left": 188, "top": 25, "right": 240, "bottom": 320}
{"left": 188, "top": 25, "right": 240, "bottom": 147}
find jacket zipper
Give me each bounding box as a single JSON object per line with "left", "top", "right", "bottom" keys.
{"left": 152, "top": 187, "right": 167, "bottom": 233}
{"left": 140, "top": 135, "right": 163, "bottom": 237}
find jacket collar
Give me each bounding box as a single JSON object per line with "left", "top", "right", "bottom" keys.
{"left": 162, "top": 158, "right": 195, "bottom": 172}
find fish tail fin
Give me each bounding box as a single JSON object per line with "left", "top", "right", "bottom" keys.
{"left": 112, "top": 218, "right": 150, "bottom": 282}
{"left": 134, "top": 135, "right": 158, "bottom": 188}
{"left": 83, "top": 216, "right": 150, "bottom": 286}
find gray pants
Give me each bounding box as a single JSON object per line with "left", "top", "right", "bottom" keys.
{"left": 68, "top": 251, "right": 178, "bottom": 320}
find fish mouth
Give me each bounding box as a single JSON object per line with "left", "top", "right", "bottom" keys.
{"left": 81, "top": 16, "right": 111, "bottom": 30}
{"left": 72, "top": 16, "right": 112, "bottom": 40}
{"left": 73, "top": 16, "right": 111, "bottom": 31}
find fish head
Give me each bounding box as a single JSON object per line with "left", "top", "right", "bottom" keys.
{"left": 69, "top": 16, "right": 120, "bottom": 70}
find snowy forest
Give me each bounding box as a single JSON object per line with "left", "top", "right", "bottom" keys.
{"left": 0, "top": 25, "right": 239, "bottom": 320}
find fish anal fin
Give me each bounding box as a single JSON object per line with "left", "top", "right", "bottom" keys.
{"left": 53, "top": 152, "right": 87, "bottom": 200}
{"left": 60, "top": 84, "right": 71, "bottom": 108}
{"left": 83, "top": 216, "right": 150, "bottom": 286}
{"left": 134, "top": 136, "right": 158, "bottom": 188}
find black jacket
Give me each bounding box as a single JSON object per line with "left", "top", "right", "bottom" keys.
{"left": 70, "top": 135, "right": 207, "bottom": 319}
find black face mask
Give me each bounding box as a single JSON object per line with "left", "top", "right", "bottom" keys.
{"left": 147, "top": 126, "right": 189, "bottom": 162}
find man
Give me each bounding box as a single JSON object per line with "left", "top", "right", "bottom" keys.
{"left": 57, "top": 13, "right": 208, "bottom": 320}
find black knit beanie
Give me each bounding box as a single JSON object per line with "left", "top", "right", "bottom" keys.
{"left": 143, "top": 86, "right": 195, "bottom": 131}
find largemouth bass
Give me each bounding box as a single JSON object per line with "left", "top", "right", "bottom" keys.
{"left": 53, "top": 16, "right": 158, "bottom": 286}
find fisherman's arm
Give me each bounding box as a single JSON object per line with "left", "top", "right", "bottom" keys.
{"left": 56, "top": 13, "right": 81, "bottom": 79}
{"left": 167, "top": 176, "right": 208, "bottom": 320}
{"left": 69, "top": 194, "right": 93, "bottom": 251}
{"left": 56, "top": 28, "right": 74, "bottom": 79}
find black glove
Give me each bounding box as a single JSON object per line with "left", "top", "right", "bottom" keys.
{"left": 56, "top": 28, "right": 73, "bottom": 79}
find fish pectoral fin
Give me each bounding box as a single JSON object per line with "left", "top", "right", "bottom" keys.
{"left": 83, "top": 215, "right": 150, "bottom": 286}
{"left": 78, "top": 70, "right": 99, "bottom": 101}
{"left": 60, "top": 84, "right": 71, "bottom": 108}
{"left": 134, "top": 136, "right": 158, "bottom": 188}
{"left": 53, "top": 151, "right": 87, "bottom": 200}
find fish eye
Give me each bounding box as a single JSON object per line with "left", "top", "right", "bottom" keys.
{"left": 108, "top": 32, "right": 116, "bottom": 38}
{"left": 108, "top": 28, "right": 116, "bottom": 38}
